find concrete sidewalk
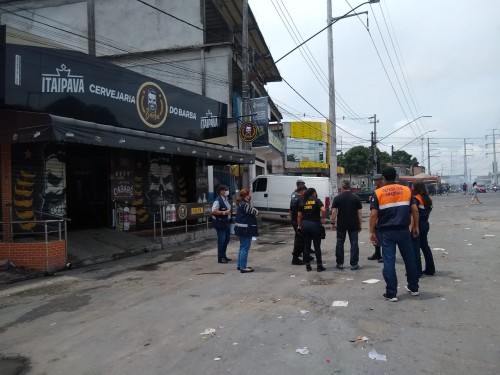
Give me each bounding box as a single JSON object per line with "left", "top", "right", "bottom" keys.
{"left": 0, "top": 219, "right": 283, "bottom": 285}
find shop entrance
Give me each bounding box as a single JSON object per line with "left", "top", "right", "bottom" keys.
{"left": 66, "top": 146, "right": 110, "bottom": 229}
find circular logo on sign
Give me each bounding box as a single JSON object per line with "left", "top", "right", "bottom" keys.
{"left": 178, "top": 205, "right": 188, "bottom": 220}
{"left": 137, "top": 82, "right": 168, "bottom": 128}
{"left": 239, "top": 121, "right": 258, "bottom": 142}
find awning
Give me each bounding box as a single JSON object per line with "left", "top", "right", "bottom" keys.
{"left": 0, "top": 110, "right": 255, "bottom": 164}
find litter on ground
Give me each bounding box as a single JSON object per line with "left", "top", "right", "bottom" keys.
{"left": 362, "top": 279, "right": 380, "bottom": 284}
{"left": 200, "top": 328, "right": 216, "bottom": 335}
{"left": 369, "top": 349, "right": 387, "bottom": 361}
{"left": 332, "top": 301, "right": 349, "bottom": 307}
{"left": 296, "top": 347, "right": 309, "bottom": 355}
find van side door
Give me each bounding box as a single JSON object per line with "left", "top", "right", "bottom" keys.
{"left": 251, "top": 177, "right": 269, "bottom": 212}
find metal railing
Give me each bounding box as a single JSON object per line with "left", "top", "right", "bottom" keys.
{"left": 113, "top": 200, "right": 214, "bottom": 246}
{"left": 1, "top": 209, "right": 70, "bottom": 272}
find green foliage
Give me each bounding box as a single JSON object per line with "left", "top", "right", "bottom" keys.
{"left": 392, "top": 150, "right": 418, "bottom": 166}
{"left": 377, "top": 150, "right": 391, "bottom": 169}
{"left": 343, "top": 146, "right": 372, "bottom": 174}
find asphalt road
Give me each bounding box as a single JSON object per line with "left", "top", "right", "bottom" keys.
{"left": 1, "top": 192, "right": 499, "bottom": 375}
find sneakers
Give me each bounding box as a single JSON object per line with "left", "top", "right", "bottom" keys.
{"left": 336, "top": 264, "right": 344, "bottom": 270}
{"left": 405, "top": 286, "right": 420, "bottom": 296}
{"left": 350, "top": 264, "right": 361, "bottom": 271}
{"left": 378, "top": 258, "right": 384, "bottom": 263}
{"left": 367, "top": 254, "right": 381, "bottom": 261}
{"left": 383, "top": 293, "right": 398, "bottom": 302}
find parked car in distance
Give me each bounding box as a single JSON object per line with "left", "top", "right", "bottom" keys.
{"left": 477, "top": 184, "right": 487, "bottom": 193}
{"left": 355, "top": 188, "right": 374, "bottom": 203}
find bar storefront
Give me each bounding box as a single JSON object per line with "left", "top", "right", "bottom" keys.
{"left": 0, "top": 26, "right": 253, "bottom": 236}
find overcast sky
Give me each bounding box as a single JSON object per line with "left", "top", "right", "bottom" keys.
{"left": 249, "top": 0, "right": 500, "bottom": 181}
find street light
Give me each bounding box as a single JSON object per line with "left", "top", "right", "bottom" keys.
{"left": 378, "top": 116, "right": 432, "bottom": 144}
{"left": 274, "top": 0, "right": 380, "bottom": 65}
{"left": 396, "top": 130, "right": 436, "bottom": 152}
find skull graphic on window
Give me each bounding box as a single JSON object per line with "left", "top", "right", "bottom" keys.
{"left": 42, "top": 152, "right": 66, "bottom": 216}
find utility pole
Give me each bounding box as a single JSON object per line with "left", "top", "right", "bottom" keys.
{"left": 426, "top": 138, "right": 439, "bottom": 175}
{"left": 327, "top": 0, "right": 338, "bottom": 199}
{"left": 464, "top": 138, "right": 473, "bottom": 183}
{"left": 486, "top": 129, "right": 499, "bottom": 185}
{"left": 369, "top": 114, "right": 378, "bottom": 175}
{"left": 241, "top": 0, "right": 251, "bottom": 187}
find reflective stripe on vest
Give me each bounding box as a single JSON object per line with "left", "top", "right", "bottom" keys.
{"left": 375, "top": 184, "right": 412, "bottom": 210}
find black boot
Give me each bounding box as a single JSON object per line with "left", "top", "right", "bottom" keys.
{"left": 367, "top": 246, "right": 382, "bottom": 260}
{"left": 306, "top": 263, "right": 312, "bottom": 272}
{"left": 317, "top": 264, "right": 326, "bottom": 272}
{"left": 292, "top": 258, "right": 305, "bottom": 265}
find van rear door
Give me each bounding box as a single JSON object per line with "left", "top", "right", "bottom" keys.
{"left": 251, "top": 176, "right": 269, "bottom": 212}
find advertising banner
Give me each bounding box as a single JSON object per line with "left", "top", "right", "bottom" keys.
{"left": 1, "top": 33, "right": 227, "bottom": 141}
{"left": 250, "top": 97, "right": 269, "bottom": 147}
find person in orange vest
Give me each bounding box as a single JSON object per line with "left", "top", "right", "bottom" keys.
{"left": 369, "top": 167, "right": 420, "bottom": 302}
{"left": 411, "top": 181, "right": 436, "bottom": 276}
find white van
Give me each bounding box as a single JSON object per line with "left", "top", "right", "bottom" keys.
{"left": 251, "top": 175, "right": 332, "bottom": 219}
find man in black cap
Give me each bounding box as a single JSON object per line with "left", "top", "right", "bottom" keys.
{"left": 289, "top": 179, "right": 314, "bottom": 264}
{"left": 290, "top": 182, "right": 307, "bottom": 265}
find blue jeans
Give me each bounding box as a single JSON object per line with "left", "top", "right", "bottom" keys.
{"left": 216, "top": 224, "right": 231, "bottom": 260}
{"left": 335, "top": 228, "right": 359, "bottom": 266}
{"left": 380, "top": 228, "right": 419, "bottom": 296}
{"left": 238, "top": 236, "right": 252, "bottom": 269}
{"left": 302, "top": 220, "right": 323, "bottom": 264}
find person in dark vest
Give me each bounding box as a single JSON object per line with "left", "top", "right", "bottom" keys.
{"left": 234, "top": 188, "right": 259, "bottom": 273}
{"left": 297, "top": 187, "right": 326, "bottom": 272}
{"left": 412, "top": 181, "right": 436, "bottom": 276}
{"left": 290, "top": 182, "right": 307, "bottom": 265}
{"left": 211, "top": 184, "right": 232, "bottom": 263}
{"left": 369, "top": 167, "right": 420, "bottom": 302}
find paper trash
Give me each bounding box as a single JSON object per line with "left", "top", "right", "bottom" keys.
{"left": 368, "top": 349, "right": 387, "bottom": 361}
{"left": 296, "top": 347, "right": 309, "bottom": 355}
{"left": 200, "top": 328, "right": 216, "bottom": 335}
{"left": 332, "top": 301, "right": 349, "bottom": 307}
{"left": 362, "top": 279, "right": 380, "bottom": 284}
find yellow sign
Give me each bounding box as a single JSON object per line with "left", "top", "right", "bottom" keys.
{"left": 290, "top": 121, "right": 328, "bottom": 142}
{"left": 190, "top": 207, "right": 204, "bottom": 215}
{"left": 300, "top": 161, "right": 328, "bottom": 169}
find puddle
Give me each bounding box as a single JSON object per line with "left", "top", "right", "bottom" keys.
{"left": 0, "top": 355, "right": 30, "bottom": 375}
{"left": 0, "top": 294, "right": 91, "bottom": 334}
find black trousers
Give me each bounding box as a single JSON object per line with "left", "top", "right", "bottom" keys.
{"left": 292, "top": 222, "right": 304, "bottom": 258}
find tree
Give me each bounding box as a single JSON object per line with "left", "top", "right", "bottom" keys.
{"left": 377, "top": 149, "right": 391, "bottom": 169}
{"left": 342, "top": 146, "right": 372, "bottom": 174}
{"left": 392, "top": 150, "right": 418, "bottom": 166}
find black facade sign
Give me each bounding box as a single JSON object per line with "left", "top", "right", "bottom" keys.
{"left": 0, "top": 31, "right": 227, "bottom": 141}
